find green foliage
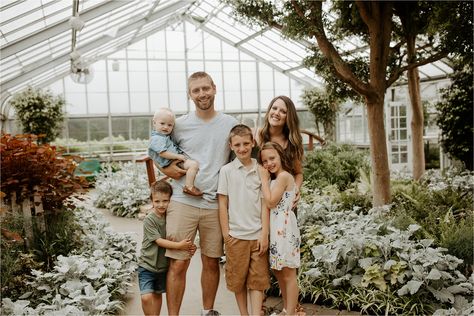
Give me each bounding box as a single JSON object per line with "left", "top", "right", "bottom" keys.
{"left": 31, "top": 210, "right": 82, "bottom": 271}
{"left": 303, "top": 143, "right": 370, "bottom": 192}
{"left": 0, "top": 133, "right": 87, "bottom": 211}
{"left": 94, "top": 162, "right": 150, "bottom": 217}
{"left": 8, "top": 87, "right": 65, "bottom": 143}
{"left": 390, "top": 170, "right": 474, "bottom": 271}
{"left": 297, "top": 203, "right": 473, "bottom": 315}
{"left": 301, "top": 88, "right": 341, "bottom": 141}
{"left": 435, "top": 58, "right": 473, "bottom": 170}
{"left": 1, "top": 206, "right": 137, "bottom": 314}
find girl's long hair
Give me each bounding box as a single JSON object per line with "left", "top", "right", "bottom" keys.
{"left": 258, "top": 142, "right": 293, "bottom": 176}
{"left": 258, "top": 96, "right": 304, "bottom": 171}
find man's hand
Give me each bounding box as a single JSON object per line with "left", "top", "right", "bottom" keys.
{"left": 160, "top": 159, "right": 186, "bottom": 180}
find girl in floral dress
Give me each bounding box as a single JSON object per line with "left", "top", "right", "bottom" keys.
{"left": 258, "top": 142, "right": 301, "bottom": 316}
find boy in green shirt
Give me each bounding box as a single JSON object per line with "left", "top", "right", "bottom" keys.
{"left": 137, "top": 180, "right": 197, "bottom": 315}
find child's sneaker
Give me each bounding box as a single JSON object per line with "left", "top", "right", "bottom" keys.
{"left": 183, "top": 186, "right": 203, "bottom": 196}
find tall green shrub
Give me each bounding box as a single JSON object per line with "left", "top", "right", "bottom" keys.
{"left": 8, "top": 87, "right": 65, "bottom": 143}
{"left": 303, "top": 143, "right": 370, "bottom": 191}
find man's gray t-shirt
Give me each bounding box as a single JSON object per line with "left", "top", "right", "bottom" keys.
{"left": 171, "top": 111, "right": 237, "bottom": 209}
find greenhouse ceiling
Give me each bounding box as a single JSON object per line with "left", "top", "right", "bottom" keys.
{"left": 0, "top": 0, "right": 453, "bottom": 107}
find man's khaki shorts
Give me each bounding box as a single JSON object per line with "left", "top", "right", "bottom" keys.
{"left": 165, "top": 200, "right": 223, "bottom": 260}
{"left": 224, "top": 236, "right": 270, "bottom": 292}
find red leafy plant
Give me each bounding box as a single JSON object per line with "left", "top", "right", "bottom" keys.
{"left": 1, "top": 133, "right": 87, "bottom": 211}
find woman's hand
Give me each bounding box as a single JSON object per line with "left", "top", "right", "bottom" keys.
{"left": 258, "top": 165, "right": 270, "bottom": 181}
{"left": 159, "top": 160, "right": 186, "bottom": 180}
{"left": 292, "top": 186, "right": 301, "bottom": 209}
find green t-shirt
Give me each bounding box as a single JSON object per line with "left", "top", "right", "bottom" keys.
{"left": 138, "top": 212, "right": 168, "bottom": 273}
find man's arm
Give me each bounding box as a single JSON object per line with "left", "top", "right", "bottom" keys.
{"left": 156, "top": 160, "right": 186, "bottom": 180}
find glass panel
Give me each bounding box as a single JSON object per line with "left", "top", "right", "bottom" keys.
{"left": 401, "top": 152, "right": 408, "bottom": 163}
{"left": 86, "top": 71, "right": 107, "bottom": 92}
{"left": 129, "top": 71, "right": 149, "bottom": 92}
{"left": 130, "top": 92, "right": 150, "bottom": 113}
{"left": 68, "top": 119, "right": 88, "bottom": 142}
{"left": 392, "top": 154, "right": 399, "bottom": 164}
{"left": 112, "top": 117, "right": 129, "bottom": 140}
{"left": 400, "top": 118, "right": 407, "bottom": 128}
{"left": 166, "top": 30, "right": 185, "bottom": 59}
{"left": 65, "top": 93, "right": 87, "bottom": 115}
{"left": 131, "top": 117, "right": 151, "bottom": 140}
{"left": 109, "top": 92, "right": 129, "bottom": 113}
{"left": 400, "top": 129, "right": 407, "bottom": 140}
{"left": 87, "top": 93, "right": 109, "bottom": 114}
{"left": 399, "top": 106, "right": 406, "bottom": 116}
{"left": 89, "top": 118, "right": 109, "bottom": 141}
{"left": 150, "top": 92, "right": 170, "bottom": 109}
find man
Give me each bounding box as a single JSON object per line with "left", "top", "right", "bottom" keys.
{"left": 160, "top": 71, "right": 237, "bottom": 315}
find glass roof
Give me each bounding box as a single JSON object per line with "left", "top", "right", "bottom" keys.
{"left": 0, "top": 0, "right": 453, "bottom": 106}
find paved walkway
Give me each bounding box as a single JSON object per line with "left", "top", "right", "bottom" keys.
{"left": 94, "top": 198, "right": 360, "bottom": 316}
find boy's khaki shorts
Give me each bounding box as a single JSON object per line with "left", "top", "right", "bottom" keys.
{"left": 165, "top": 201, "right": 223, "bottom": 260}
{"left": 224, "top": 236, "right": 270, "bottom": 292}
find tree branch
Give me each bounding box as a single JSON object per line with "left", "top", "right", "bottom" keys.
{"left": 386, "top": 50, "right": 449, "bottom": 87}
{"left": 290, "top": 0, "right": 372, "bottom": 97}
{"left": 355, "top": 1, "right": 373, "bottom": 28}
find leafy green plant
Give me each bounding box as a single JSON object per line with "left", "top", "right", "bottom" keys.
{"left": 390, "top": 169, "right": 474, "bottom": 269}
{"left": 31, "top": 210, "right": 82, "bottom": 271}
{"left": 303, "top": 143, "right": 370, "bottom": 192}
{"left": 94, "top": 162, "right": 149, "bottom": 217}
{"left": 296, "top": 196, "right": 473, "bottom": 315}
{"left": 1, "top": 206, "right": 137, "bottom": 314}
{"left": 301, "top": 87, "right": 342, "bottom": 141}
{"left": 8, "top": 87, "right": 65, "bottom": 144}
{"left": 435, "top": 57, "right": 473, "bottom": 170}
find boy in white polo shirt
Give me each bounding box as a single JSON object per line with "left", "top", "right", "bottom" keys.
{"left": 217, "top": 124, "right": 270, "bottom": 315}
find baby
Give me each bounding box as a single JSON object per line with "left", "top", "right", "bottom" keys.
{"left": 148, "top": 108, "right": 202, "bottom": 196}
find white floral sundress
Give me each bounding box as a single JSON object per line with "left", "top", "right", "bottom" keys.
{"left": 269, "top": 181, "right": 301, "bottom": 270}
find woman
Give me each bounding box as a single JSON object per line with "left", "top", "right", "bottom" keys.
{"left": 257, "top": 95, "right": 304, "bottom": 205}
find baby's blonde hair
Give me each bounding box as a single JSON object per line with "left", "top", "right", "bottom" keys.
{"left": 153, "top": 107, "right": 175, "bottom": 122}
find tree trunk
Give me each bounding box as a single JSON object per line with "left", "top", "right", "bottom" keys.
{"left": 407, "top": 35, "right": 425, "bottom": 180}
{"left": 366, "top": 98, "right": 391, "bottom": 206}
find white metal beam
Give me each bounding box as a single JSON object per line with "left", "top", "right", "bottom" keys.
{"left": 185, "top": 16, "right": 319, "bottom": 87}
{"left": 0, "top": 1, "right": 193, "bottom": 99}
{"left": 1, "top": 0, "right": 131, "bottom": 59}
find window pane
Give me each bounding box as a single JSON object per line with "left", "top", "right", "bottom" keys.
{"left": 132, "top": 117, "right": 151, "bottom": 140}
{"left": 112, "top": 117, "right": 129, "bottom": 140}
{"left": 89, "top": 118, "right": 109, "bottom": 141}
{"left": 68, "top": 119, "right": 88, "bottom": 142}
{"left": 88, "top": 93, "right": 108, "bottom": 114}
{"left": 109, "top": 92, "right": 129, "bottom": 113}
{"left": 130, "top": 92, "right": 150, "bottom": 113}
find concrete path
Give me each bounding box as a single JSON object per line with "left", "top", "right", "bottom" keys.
{"left": 98, "top": 207, "right": 240, "bottom": 316}
{"left": 92, "top": 196, "right": 360, "bottom": 316}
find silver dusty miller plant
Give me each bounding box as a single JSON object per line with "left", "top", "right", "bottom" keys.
{"left": 1, "top": 206, "right": 137, "bottom": 315}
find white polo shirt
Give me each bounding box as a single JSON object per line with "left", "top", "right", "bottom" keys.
{"left": 217, "top": 158, "right": 263, "bottom": 240}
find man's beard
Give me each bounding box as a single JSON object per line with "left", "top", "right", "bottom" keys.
{"left": 194, "top": 96, "right": 214, "bottom": 111}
